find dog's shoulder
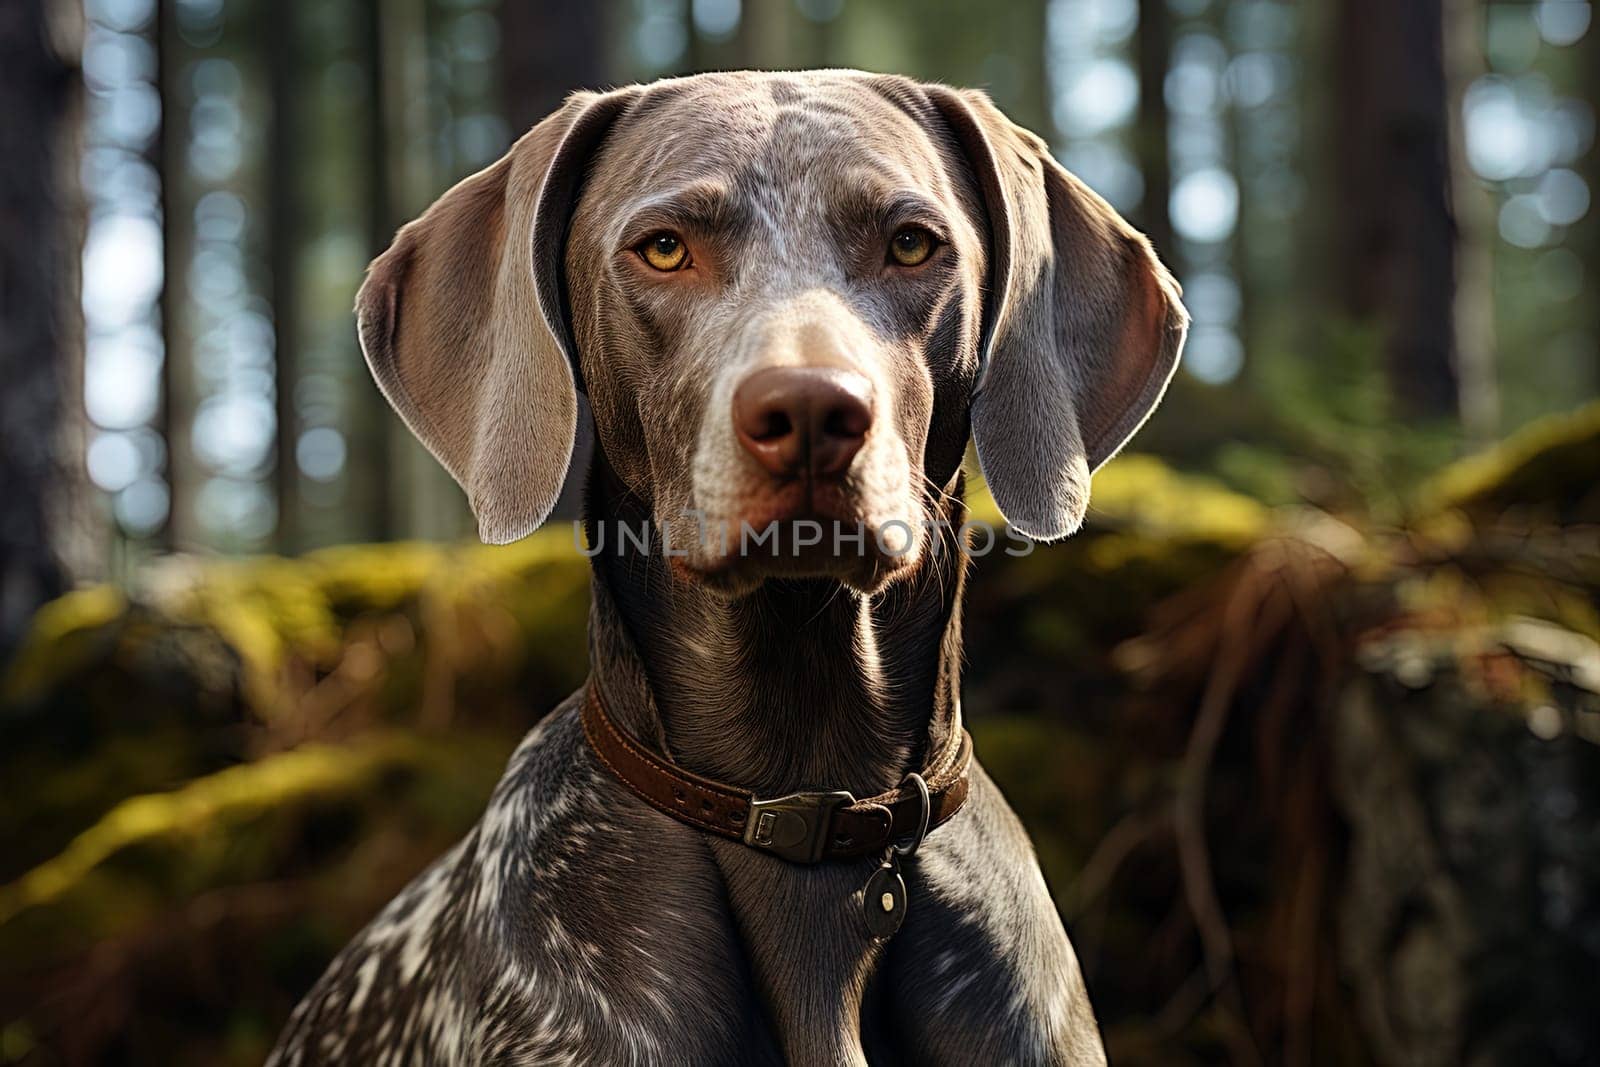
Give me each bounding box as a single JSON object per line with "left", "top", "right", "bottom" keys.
{"left": 270, "top": 695, "right": 777, "bottom": 1066}
{"left": 268, "top": 701, "right": 585, "bottom": 1064}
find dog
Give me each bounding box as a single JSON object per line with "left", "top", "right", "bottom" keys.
{"left": 269, "top": 69, "right": 1186, "bottom": 1066}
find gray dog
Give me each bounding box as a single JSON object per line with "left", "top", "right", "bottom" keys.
{"left": 269, "top": 69, "right": 1186, "bottom": 1066}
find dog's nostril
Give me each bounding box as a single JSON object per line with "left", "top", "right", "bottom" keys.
{"left": 822, "top": 405, "right": 869, "bottom": 440}
{"left": 753, "top": 411, "right": 793, "bottom": 442}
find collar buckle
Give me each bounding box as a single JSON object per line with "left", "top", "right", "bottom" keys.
{"left": 743, "top": 790, "right": 855, "bottom": 863}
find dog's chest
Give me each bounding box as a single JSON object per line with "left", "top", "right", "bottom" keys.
{"left": 272, "top": 708, "right": 1100, "bottom": 1066}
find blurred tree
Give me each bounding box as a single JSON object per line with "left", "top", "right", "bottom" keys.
{"left": 1580, "top": 7, "right": 1600, "bottom": 398}
{"left": 374, "top": 0, "right": 478, "bottom": 543}
{"left": 1333, "top": 0, "right": 1461, "bottom": 421}
{"left": 795, "top": 0, "right": 838, "bottom": 68}
{"left": 269, "top": 0, "right": 304, "bottom": 552}
{"left": 501, "top": 0, "right": 608, "bottom": 134}
{"left": 0, "top": 0, "right": 74, "bottom": 659}
{"left": 1134, "top": 0, "right": 1173, "bottom": 258}
{"left": 1443, "top": 0, "right": 1498, "bottom": 444}
{"left": 154, "top": 0, "right": 192, "bottom": 551}
{"left": 354, "top": 0, "right": 395, "bottom": 541}
{"left": 738, "top": 0, "right": 796, "bottom": 68}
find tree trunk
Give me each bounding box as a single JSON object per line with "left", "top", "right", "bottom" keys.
{"left": 1442, "top": 0, "right": 1497, "bottom": 444}
{"left": 354, "top": 0, "right": 394, "bottom": 542}
{"left": 155, "top": 0, "right": 193, "bottom": 550}
{"left": 1577, "top": 6, "right": 1600, "bottom": 403}
{"left": 268, "top": 0, "right": 301, "bottom": 552}
{"left": 1334, "top": 0, "right": 1459, "bottom": 421}
{"left": 501, "top": 0, "right": 606, "bottom": 135}
{"left": 1134, "top": 0, "right": 1174, "bottom": 261}
{"left": 0, "top": 0, "right": 73, "bottom": 659}
{"left": 737, "top": 0, "right": 794, "bottom": 69}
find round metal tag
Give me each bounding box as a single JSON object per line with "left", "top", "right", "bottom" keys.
{"left": 863, "top": 864, "right": 907, "bottom": 941}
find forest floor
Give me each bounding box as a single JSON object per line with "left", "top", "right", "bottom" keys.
{"left": 2, "top": 402, "right": 1598, "bottom": 1066}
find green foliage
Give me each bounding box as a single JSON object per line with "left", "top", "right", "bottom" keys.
{"left": 1257, "top": 320, "right": 1462, "bottom": 521}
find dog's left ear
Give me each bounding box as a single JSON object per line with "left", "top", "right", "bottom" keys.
{"left": 929, "top": 87, "right": 1188, "bottom": 541}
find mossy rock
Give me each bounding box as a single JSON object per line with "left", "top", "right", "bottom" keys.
{"left": 0, "top": 729, "right": 512, "bottom": 1067}
{"left": 0, "top": 528, "right": 592, "bottom": 879}
{"left": 1419, "top": 399, "right": 1600, "bottom": 526}
{"left": 0, "top": 729, "right": 506, "bottom": 948}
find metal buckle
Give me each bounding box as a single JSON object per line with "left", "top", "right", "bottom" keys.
{"left": 743, "top": 790, "right": 855, "bottom": 863}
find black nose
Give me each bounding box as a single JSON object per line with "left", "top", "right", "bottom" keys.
{"left": 732, "top": 366, "right": 874, "bottom": 479}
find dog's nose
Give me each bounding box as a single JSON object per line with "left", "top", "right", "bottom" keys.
{"left": 733, "top": 366, "right": 874, "bottom": 478}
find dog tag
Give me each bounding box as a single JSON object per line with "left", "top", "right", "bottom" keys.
{"left": 863, "top": 861, "right": 907, "bottom": 941}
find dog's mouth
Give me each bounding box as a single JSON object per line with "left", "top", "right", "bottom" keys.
{"left": 739, "top": 478, "right": 868, "bottom": 529}
{"left": 669, "top": 481, "right": 923, "bottom": 595}
{"left": 677, "top": 527, "right": 919, "bottom": 595}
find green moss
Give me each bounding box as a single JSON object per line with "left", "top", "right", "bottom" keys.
{"left": 304, "top": 540, "right": 451, "bottom": 613}
{"left": 966, "top": 452, "right": 1270, "bottom": 546}
{"left": 13, "top": 584, "right": 125, "bottom": 650}
{"left": 2, "top": 585, "right": 127, "bottom": 704}
{"left": 0, "top": 735, "right": 416, "bottom": 924}
{"left": 1419, "top": 399, "right": 1600, "bottom": 521}
{"left": 1085, "top": 454, "right": 1270, "bottom": 546}
{"left": 0, "top": 730, "right": 508, "bottom": 953}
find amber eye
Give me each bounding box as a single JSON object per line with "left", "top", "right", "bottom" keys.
{"left": 889, "top": 227, "right": 935, "bottom": 267}
{"left": 639, "top": 232, "right": 689, "bottom": 271}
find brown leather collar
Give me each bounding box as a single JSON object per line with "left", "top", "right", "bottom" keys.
{"left": 581, "top": 681, "right": 973, "bottom": 864}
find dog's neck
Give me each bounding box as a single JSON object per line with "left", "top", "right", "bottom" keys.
{"left": 583, "top": 453, "right": 967, "bottom": 799}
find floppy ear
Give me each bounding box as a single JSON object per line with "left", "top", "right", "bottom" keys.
{"left": 929, "top": 88, "right": 1188, "bottom": 541}
{"left": 356, "top": 89, "right": 636, "bottom": 544}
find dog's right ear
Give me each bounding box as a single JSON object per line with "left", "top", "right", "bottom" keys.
{"left": 356, "top": 89, "right": 636, "bottom": 544}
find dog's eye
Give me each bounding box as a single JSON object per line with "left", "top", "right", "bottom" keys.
{"left": 888, "top": 227, "right": 937, "bottom": 267}
{"left": 639, "top": 232, "right": 689, "bottom": 272}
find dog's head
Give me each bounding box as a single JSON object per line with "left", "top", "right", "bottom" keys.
{"left": 357, "top": 71, "right": 1186, "bottom": 595}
